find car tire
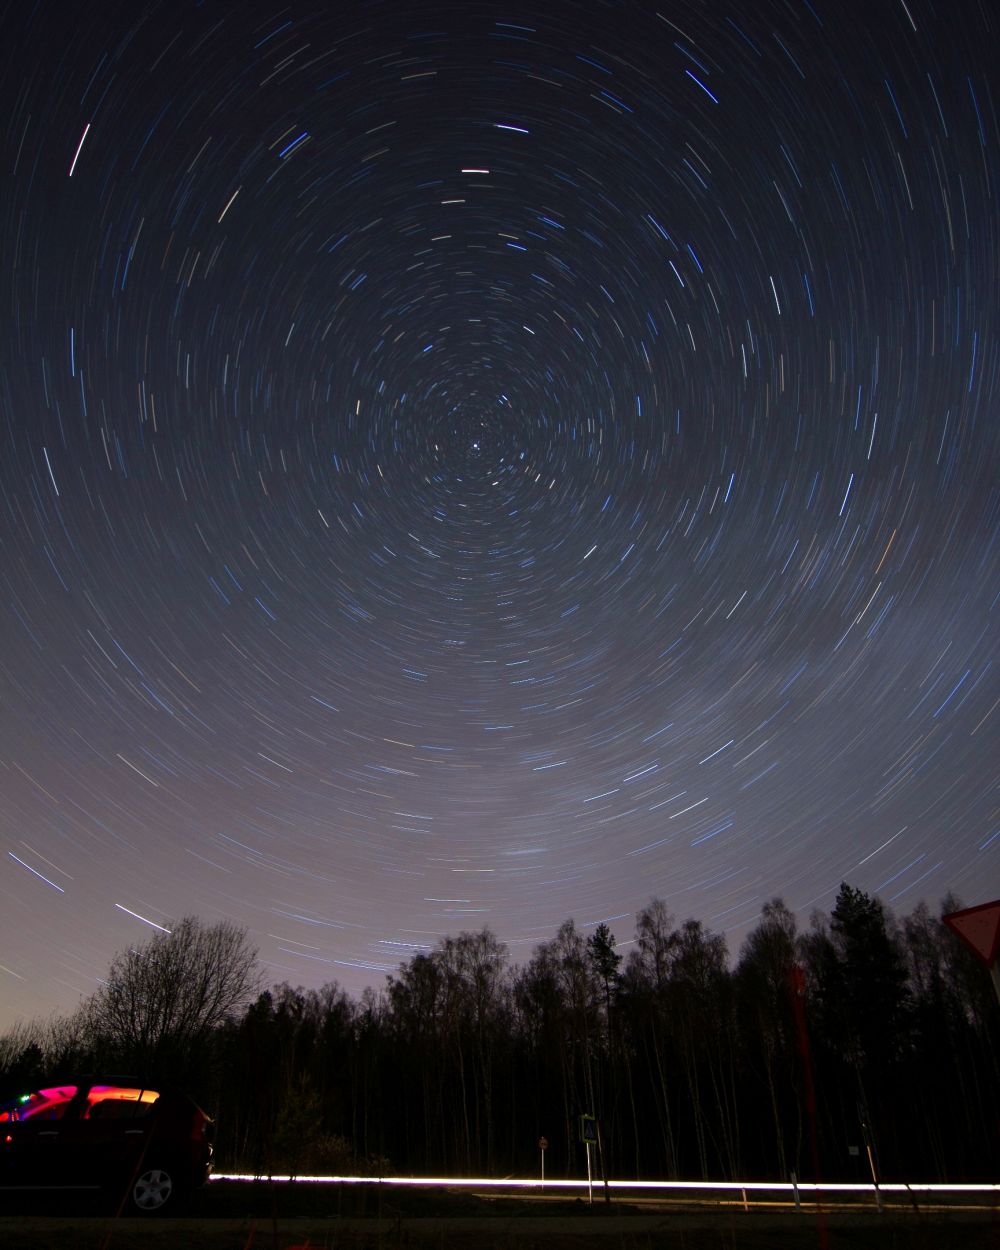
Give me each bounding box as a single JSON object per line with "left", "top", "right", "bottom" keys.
{"left": 127, "top": 1163, "right": 180, "bottom": 1214}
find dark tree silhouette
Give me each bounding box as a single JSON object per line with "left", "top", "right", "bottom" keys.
{"left": 83, "top": 916, "right": 259, "bottom": 1079}
{"left": 3, "top": 893, "right": 999, "bottom": 1183}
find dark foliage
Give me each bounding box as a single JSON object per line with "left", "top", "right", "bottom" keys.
{"left": 2, "top": 889, "right": 997, "bottom": 1181}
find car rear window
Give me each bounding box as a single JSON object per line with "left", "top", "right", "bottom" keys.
{"left": 85, "top": 1086, "right": 160, "bottom": 1119}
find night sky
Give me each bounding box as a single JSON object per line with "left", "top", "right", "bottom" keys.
{"left": 1, "top": 0, "right": 998, "bottom": 1032}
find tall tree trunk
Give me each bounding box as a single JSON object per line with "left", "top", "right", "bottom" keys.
{"left": 621, "top": 1035, "right": 642, "bottom": 1177}
{"left": 648, "top": 1017, "right": 678, "bottom": 1176}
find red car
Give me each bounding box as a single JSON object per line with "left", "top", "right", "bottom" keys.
{"left": 0, "top": 1075, "right": 213, "bottom": 1213}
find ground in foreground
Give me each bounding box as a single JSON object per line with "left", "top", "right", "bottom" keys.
{"left": 1, "top": 1182, "right": 997, "bottom": 1248}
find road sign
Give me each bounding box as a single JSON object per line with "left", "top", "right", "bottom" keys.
{"left": 943, "top": 899, "right": 1000, "bottom": 968}
{"left": 538, "top": 1137, "right": 548, "bottom": 1151}
{"left": 579, "top": 1115, "right": 596, "bottom": 1204}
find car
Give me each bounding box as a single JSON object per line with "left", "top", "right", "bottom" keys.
{"left": 0, "top": 1075, "right": 213, "bottom": 1214}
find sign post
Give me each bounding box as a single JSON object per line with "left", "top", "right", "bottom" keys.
{"left": 943, "top": 899, "right": 1000, "bottom": 1006}
{"left": 858, "top": 1101, "right": 882, "bottom": 1212}
{"left": 580, "top": 1115, "right": 597, "bottom": 1205}
{"left": 538, "top": 1136, "right": 548, "bottom": 1187}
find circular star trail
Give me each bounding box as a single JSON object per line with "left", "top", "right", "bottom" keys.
{"left": 1, "top": 0, "right": 997, "bottom": 1026}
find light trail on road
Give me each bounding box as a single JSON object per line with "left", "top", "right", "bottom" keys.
{"left": 212, "top": 1173, "right": 1000, "bottom": 1201}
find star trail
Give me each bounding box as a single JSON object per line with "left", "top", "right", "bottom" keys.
{"left": 1, "top": 0, "right": 997, "bottom": 1029}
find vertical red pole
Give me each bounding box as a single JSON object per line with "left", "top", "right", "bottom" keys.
{"left": 790, "top": 965, "right": 828, "bottom": 1250}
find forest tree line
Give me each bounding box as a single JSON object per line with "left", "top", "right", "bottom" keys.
{"left": 1, "top": 884, "right": 997, "bottom": 1182}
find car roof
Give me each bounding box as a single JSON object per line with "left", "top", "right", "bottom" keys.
{"left": 2, "top": 1075, "right": 188, "bottom": 1100}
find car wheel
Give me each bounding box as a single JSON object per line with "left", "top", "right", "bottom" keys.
{"left": 128, "top": 1164, "right": 177, "bottom": 1214}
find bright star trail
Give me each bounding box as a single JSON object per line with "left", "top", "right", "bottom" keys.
{"left": 0, "top": 0, "right": 997, "bottom": 1029}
